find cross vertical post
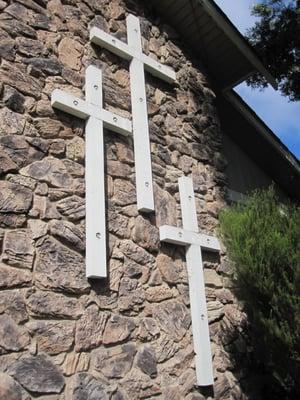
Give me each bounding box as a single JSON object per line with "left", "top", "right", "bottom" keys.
{"left": 51, "top": 66, "right": 132, "bottom": 279}
{"left": 159, "top": 176, "right": 221, "bottom": 386}
{"left": 90, "top": 14, "right": 176, "bottom": 212}
{"left": 127, "top": 14, "right": 154, "bottom": 212}
{"left": 84, "top": 67, "right": 106, "bottom": 280}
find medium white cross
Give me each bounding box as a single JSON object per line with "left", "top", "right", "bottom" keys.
{"left": 51, "top": 65, "right": 132, "bottom": 279}
{"left": 159, "top": 177, "right": 221, "bottom": 386}
{"left": 90, "top": 14, "right": 176, "bottom": 213}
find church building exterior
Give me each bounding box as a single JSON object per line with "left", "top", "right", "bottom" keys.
{"left": 0, "top": 0, "right": 299, "bottom": 399}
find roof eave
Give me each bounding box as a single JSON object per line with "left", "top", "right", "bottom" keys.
{"left": 224, "top": 90, "right": 300, "bottom": 171}
{"left": 200, "top": 0, "right": 278, "bottom": 90}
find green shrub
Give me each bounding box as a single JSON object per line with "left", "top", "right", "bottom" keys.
{"left": 219, "top": 187, "right": 300, "bottom": 398}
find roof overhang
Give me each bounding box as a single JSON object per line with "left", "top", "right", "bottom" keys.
{"left": 150, "top": 0, "right": 277, "bottom": 90}
{"left": 149, "top": 0, "right": 299, "bottom": 200}
{"left": 217, "top": 91, "right": 300, "bottom": 201}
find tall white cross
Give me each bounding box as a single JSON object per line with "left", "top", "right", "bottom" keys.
{"left": 51, "top": 65, "right": 132, "bottom": 279}
{"left": 159, "top": 177, "right": 221, "bottom": 386}
{"left": 90, "top": 14, "right": 176, "bottom": 213}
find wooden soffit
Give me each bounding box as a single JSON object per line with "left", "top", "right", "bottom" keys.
{"left": 150, "top": 0, "right": 277, "bottom": 91}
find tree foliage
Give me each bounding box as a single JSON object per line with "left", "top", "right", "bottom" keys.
{"left": 246, "top": 0, "right": 300, "bottom": 101}
{"left": 219, "top": 188, "right": 300, "bottom": 398}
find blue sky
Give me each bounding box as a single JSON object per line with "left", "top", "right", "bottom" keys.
{"left": 214, "top": 0, "right": 300, "bottom": 160}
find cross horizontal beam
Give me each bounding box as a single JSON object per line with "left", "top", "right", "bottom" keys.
{"left": 90, "top": 26, "right": 176, "bottom": 84}
{"left": 159, "top": 225, "right": 221, "bottom": 252}
{"left": 51, "top": 89, "right": 132, "bottom": 137}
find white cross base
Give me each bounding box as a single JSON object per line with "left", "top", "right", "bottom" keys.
{"left": 51, "top": 65, "right": 132, "bottom": 279}
{"left": 160, "top": 177, "right": 221, "bottom": 386}
{"left": 90, "top": 14, "right": 176, "bottom": 212}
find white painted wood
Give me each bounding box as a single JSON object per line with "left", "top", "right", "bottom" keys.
{"left": 84, "top": 66, "right": 106, "bottom": 279}
{"left": 51, "top": 90, "right": 90, "bottom": 119}
{"left": 186, "top": 242, "right": 213, "bottom": 386}
{"left": 90, "top": 27, "right": 133, "bottom": 61}
{"left": 90, "top": 14, "right": 176, "bottom": 212}
{"left": 85, "top": 116, "right": 106, "bottom": 279}
{"left": 179, "top": 176, "right": 199, "bottom": 232}
{"left": 142, "top": 53, "right": 176, "bottom": 83}
{"left": 179, "top": 176, "right": 215, "bottom": 386}
{"left": 86, "top": 65, "right": 102, "bottom": 106}
{"left": 101, "top": 109, "right": 132, "bottom": 137}
{"left": 159, "top": 176, "right": 221, "bottom": 387}
{"left": 89, "top": 25, "right": 176, "bottom": 83}
{"left": 127, "top": 14, "right": 154, "bottom": 212}
{"left": 51, "top": 66, "right": 132, "bottom": 279}
{"left": 159, "top": 225, "right": 220, "bottom": 251}
{"left": 51, "top": 90, "right": 132, "bottom": 137}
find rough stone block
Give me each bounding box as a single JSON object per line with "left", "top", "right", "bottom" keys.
{"left": 136, "top": 345, "right": 157, "bottom": 378}
{"left": 0, "top": 135, "right": 45, "bottom": 168}
{"left": 27, "top": 320, "right": 75, "bottom": 355}
{"left": 0, "top": 107, "right": 26, "bottom": 136}
{"left": 75, "top": 305, "right": 109, "bottom": 352}
{"left": 65, "top": 373, "right": 111, "bottom": 400}
{"left": 92, "top": 343, "right": 137, "bottom": 378}
{"left": 0, "top": 290, "right": 28, "bottom": 324}
{"left": 26, "top": 290, "right": 83, "bottom": 319}
{"left": 0, "top": 372, "right": 26, "bottom": 400}
{"left": 102, "top": 314, "right": 135, "bottom": 345}
{"left": 0, "top": 314, "right": 29, "bottom": 354}
{"left": 0, "top": 61, "right": 42, "bottom": 98}
{"left": 153, "top": 300, "right": 191, "bottom": 342}
{"left": 2, "top": 230, "right": 34, "bottom": 270}
{"left": 65, "top": 135, "right": 85, "bottom": 163}
{"left": 133, "top": 215, "right": 159, "bottom": 251}
{"left": 113, "top": 179, "right": 136, "bottom": 206}
{"left": 8, "top": 354, "right": 65, "bottom": 394}
{"left": 2, "top": 86, "right": 25, "bottom": 113}
{"left": 20, "top": 156, "right": 73, "bottom": 189}
{"left": 0, "top": 264, "right": 31, "bottom": 289}
{"left": 63, "top": 352, "right": 89, "bottom": 376}
{"left": 58, "top": 37, "right": 83, "bottom": 71}
{"left": 56, "top": 195, "right": 85, "bottom": 221}
{"left": 35, "top": 236, "right": 89, "bottom": 293}
{"left": 49, "top": 219, "right": 85, "bottom": 251}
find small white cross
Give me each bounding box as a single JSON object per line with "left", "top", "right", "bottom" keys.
{"left": 159, "top": 177, "right": 221, "bottom": 387}
{"left": 90, "top": 14, "right": 176, "bottom": 212}
{"left": 51, "top": 65, "right": 132, "bottom": 279}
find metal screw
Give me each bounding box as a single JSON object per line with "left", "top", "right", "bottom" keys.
{"left": 207, "top": 238, "right": 210, "bottom": 242}
{"left": 134, "top": 28, "right": 138, "bottom": 33}
{"left": 201, "top": 314, "right": 205, "bottom": 320}
{"left": 158, "top": 65, "right": 162, "bottom": 69}
{"left": 188, "top": 195, "right": 192, "bottom": 200}
{"left": 112, "top": 39, "right": 116, "bottom": 44}
{"left": 145, "top": 181, "right": 149, "bottom": 187}
{"left": 178, "top": 231, "right": 183, "bottom": 238}
{"left": 96, "top": 232, "right": 101, "bottom": 239}
{"left": 94, "top": 85, "right": 98, "bottom": 90}
{"left": 73, "top": 100, "right": 78, "bottom": 106}
{"left": 139, "top": 97, "right": 143, "bottom": 102}
{"left": 113, "top": 117, "right": 118, "bottom": 122}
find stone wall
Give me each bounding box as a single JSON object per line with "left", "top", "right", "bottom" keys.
{"left": 0, "top": 1, "right": 254, "bottom": 399}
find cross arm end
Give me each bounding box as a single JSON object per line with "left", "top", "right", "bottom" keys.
{"left": 90, "top": 27, "right": 132, "bottom": 61}
{"left": 101, "top": 109, "right": 132, "bottom": 137}
{"left": 159, "top": 225, "right": 189, "bottom": 246}
{"left": 160, "top": 225, "right": 221, "bottom": 252}
{"left": 51, "top": 89, "right": 89, "bottom": 120}
{"left": 199, "top": 233, "right": 221, "bottom": 253}
{"left": 143, "top": 55, "right": 176, "bottom": 84}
